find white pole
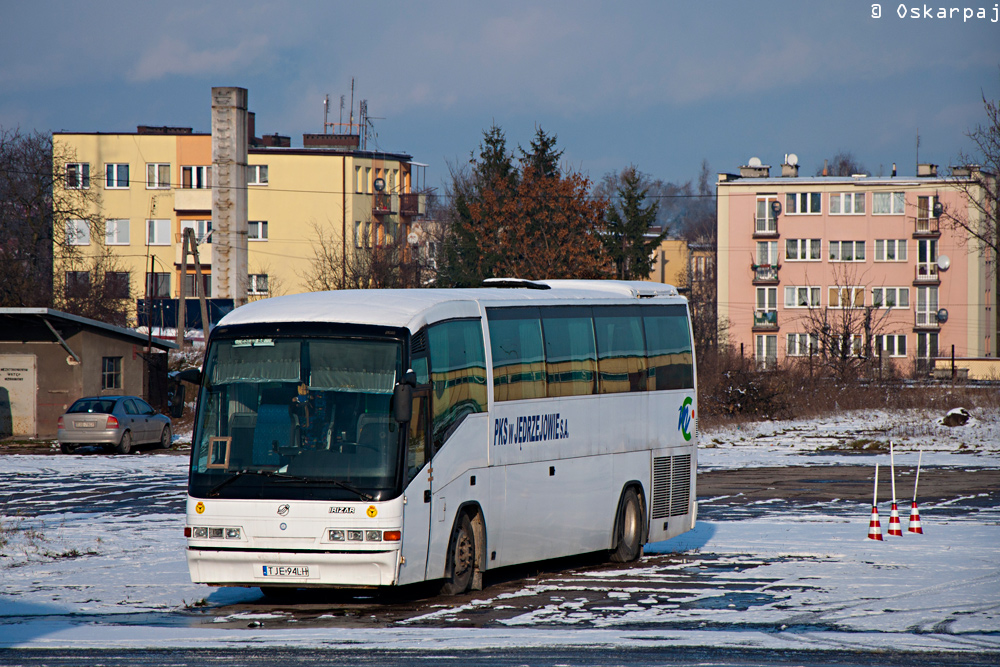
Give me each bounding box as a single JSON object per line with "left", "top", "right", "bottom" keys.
{"left": 890, "top": 440, "right": 897, "bottom": 504}
{"left": 913, "top": 449, "right": 923, "bottom": 502}
{"left": 873, "top": 463, "right": 879, "bottom": 507}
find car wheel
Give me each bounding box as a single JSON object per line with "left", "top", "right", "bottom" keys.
{"left": 440, "top": 512, "right": 476, "bottom": 596}
{"left": 159, "top": 425, "right": 172, "bottom": 449}
{"left": 115, "top": 430, "right": 133, "bottom": 455}
{"left": 610, "top": 487, "right": 643, "bottom": 563}
{"left": 60, "top": 442, "right": 76, "bottom": 455}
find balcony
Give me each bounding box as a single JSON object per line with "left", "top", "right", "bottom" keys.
{"left": 173, "top": 188, "right": 211, "bottom": 212}
{"left": 914, "top": 312, "right": 940, "bottom": 329}
{"left": 753, "top": 216, "right": 778, "bottom": 238}
{"left": 752, "top": 309, "right": 778, "bottom": 330}
{"left": 399, "top": 192, "right": 426, "bottom": 217}
{"left": 914, "top": 216, "right": 940, "bottom": 237}
{"left": 914, "top": 263, "right": 939, "bottom": 284}
{"left": 373, "top": 192, "right": 398, "bottom": 216}
{"left": 752, "top": 264, "right": 780, "bottom": 284}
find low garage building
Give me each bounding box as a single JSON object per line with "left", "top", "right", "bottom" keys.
{"left": 0, "top": 308, "right": 177, "bottom": 440}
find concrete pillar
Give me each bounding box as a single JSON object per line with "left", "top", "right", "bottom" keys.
{"left": 211, "top": 87, "right": 249, "bottom": 306}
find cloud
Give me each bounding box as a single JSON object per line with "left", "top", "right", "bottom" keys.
{"left": 128, "top": 35, "right": 271, "bottom": 83}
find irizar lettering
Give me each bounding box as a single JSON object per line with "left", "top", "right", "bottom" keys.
{"left": 493, "top": 414, "right": 569, "bottom": 448}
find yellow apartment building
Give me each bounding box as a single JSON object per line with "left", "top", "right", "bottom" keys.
{"left": 53, "top": 124, "right": 425, "bottom": 329}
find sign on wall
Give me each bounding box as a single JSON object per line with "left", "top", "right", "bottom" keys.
{"left": 0, "top": 355, "right": 37, "bottom": 438}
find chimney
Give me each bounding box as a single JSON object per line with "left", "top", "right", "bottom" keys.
{"left": 917, "top": 163, "right": 938, "bottom": 177}
{"left": 247, "top": 111, "right": 256, "bottom": 145}
{"left": 781, "top": 160, "right": 799, "bottom": 178}
{"left": 739, "top": 157, "right": 770, "bottom": 178}
{"left": 822, "top": 159, "right": 828, "bottom": 177}
{"left": 892, "top": 163, "right": 896, "bottom": 177}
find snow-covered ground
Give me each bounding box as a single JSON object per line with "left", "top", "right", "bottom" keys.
{"left": 1, "top": 408, "right": 998, "bottom": 655}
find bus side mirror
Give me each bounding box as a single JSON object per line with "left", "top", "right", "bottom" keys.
{"left": 392, "top": 370, "right": 417, "bottom": 423}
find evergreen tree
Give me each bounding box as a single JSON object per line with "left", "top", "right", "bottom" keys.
{"left": 602, "top": 166, "right": 665, "bottom": 280}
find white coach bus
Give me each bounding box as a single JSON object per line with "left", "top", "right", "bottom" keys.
{"left": 185, "top": 279, "right": 698, "bottom": 595}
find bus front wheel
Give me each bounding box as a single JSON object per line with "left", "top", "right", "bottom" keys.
{"left": 610, "top": 487, "right": 643, "bottom": 563}
{"left": 440, "top": 512, "right": 476, "bottom": 595}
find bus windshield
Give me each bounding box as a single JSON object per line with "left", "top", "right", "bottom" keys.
{"left": 189, "top": 335, "right": 404, "bottom": 501}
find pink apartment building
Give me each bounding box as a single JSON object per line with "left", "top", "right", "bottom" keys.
{"left": 717, "top": 159, "right": 996, "bottom": 374}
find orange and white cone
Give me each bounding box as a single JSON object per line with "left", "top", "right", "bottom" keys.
{"left": 888, "top": 502, "right": 903, "bottom": 536}
{"left": 908, "top": 500, "right": 924, "bottom": 534}
{"left": 867, "top": 506, "right": 883, "bottom": 541}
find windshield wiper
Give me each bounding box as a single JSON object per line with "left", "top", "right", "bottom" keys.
{"left": 207, "top": 469, "right": 374, "bottom": 501}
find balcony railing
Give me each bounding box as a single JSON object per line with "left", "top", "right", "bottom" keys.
{"left": 753, "top": 216, "right": 778, "bottom": 238}
{"left": 914, "top": 217, "right": 940, "bottom": 236}
{"left": 914, "top": 263, "right": 939, "bottom": 283}
{"left": 753, "top": 310, "right": 778, "bottom": 330}
{"left": 752, "top": 264, "right": 780, "bottom": 283}
{"left": 399, "top": 193, "right": 426, "bottom": 217}
{"left": 914, "top": 311, "right": 939, "bottom": 329}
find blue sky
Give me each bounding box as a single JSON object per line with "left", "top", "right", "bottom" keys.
{"left": 2, "top": 1, "right": 997, "bottom": 190}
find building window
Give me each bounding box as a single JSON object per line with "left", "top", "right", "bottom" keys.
{"left": 916, "top": 332, "right": 939, "bottom": 369}
{"left": 785, "top": 192, "right": 821, "bottom": 214}
{"left": 829, "top": 240, "right": 865, "bottom": 262}
{"left": 248, "top": 220, "right": 268, "bottom": 241}
{"left": 249, "top": 274, "right": 269, "bottom": 295}
{"left": 756, "top": 240, "right": 779, "bottom": 265}
{"left": 101, "top": 357, "right": 122, "bottom": 390}
{"left": 875, "top": 334, "right": 907, "bottom": 357}
{"left": 829, "top": 192, "right": 865, "bottom": 215}
{"left": 182, "top": 273, "right": 211, "bottom": 298}
{"left": 874, "top": 239, "right": 907, "bottom": 262}
{"left": 180, "top": 219, "right": 212, "bottom": 244}
{"left": 755, "top": 196, "right": 779, "bottom": 234}
{"left": 105, "top": 163, "right": 129, "bottom": 189}
{"left": 146, "top": 163, "right": 171, "bottom": 189}
{"left": 65, "top": 271, "right": 90, "bottom": 298}
{"left": 365, "top": 167, "right": 372, "bottom": 194}
{"left": 873, "top": 191, "right": 905, "bottom": 215}
{"left": 692, "top": 255, "right": 708, "bottom": 281}
{"left": 915, "top": 286, "right": 939, "bottom": 326}
{"left": 787, "top": 333, "right": 819, "bottom": 356}
{"left": 829, "top": 286, "right": 865, "bottom": 308}
{"left": 784, "top": 286, "right": 821, "bottom": 308}
{"left": 145, "top": 272, "right": 170, "bottom": 298}
{"left": 354, "top": 220, "right": 372, "bottom": 248}
{"left": 756, "top": 334, "right": 777, "bottom": 368}
{"left": 105, "top": 219, "right": 130, "bottom": 245}
{"left": 355, "top": 166, "right": 363, "bottom": 193}
{"left": 146, "top": 219, "right": 171, "bottom": 245}
{"left": 917, "top": 238, "right": 938, "bottom": 281}
{"left": 66, "top": 219, "right": 90, "bottom": 245}
{"left": 785, "top": 238, "right": 821, "bottom": 261}
{"left": 872, "top": 287, "right": 909, "bottom": 309}
{"left": 181, "top": 165, "right": 211, "bottom": 189}
{"left": 756, "top": 286, "right": 777, "bottom": 311}
{"left": 916, "top": 196, "right": 939, "bottom": 233}
{"left": 104, "top": 271, "right": 130, "bottom": 299}
{"left": 248, "top": 164, "right": 268, "bottom": 186}
{"left": 65, "top": 163, "right": 90, "bottom": 189}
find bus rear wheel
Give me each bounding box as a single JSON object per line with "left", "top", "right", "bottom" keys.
{"left": 440, "top": 513, "right": 476, "bottom": 595}
{"left": 610, "top": 487, "right": 643, "bottom": 563}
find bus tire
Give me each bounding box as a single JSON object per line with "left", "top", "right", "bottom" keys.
{"left": 610, "top": 486, "right": 643, "bottom": 563}
{"left": 440, "top": 512, "right": 476, "bottom": 596}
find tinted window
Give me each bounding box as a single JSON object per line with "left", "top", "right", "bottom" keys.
{"left": 541, "top": 307, "right": 596, "bottom": 397}
{"left": 427, "top": 319, "right": 487, "bottom": 448}
{"left": 643, "top": 305, "right": 694, "bottom": 390}
{"left": 593, "top": 306, "right": 647, "bottom": 393}
{"left": 488, "top": 307, "right": 546, "bottom": 401}
{"left": 123, "top": 399, "right": 138, "bottom": 415}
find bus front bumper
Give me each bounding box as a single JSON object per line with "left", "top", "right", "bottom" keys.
{"left": 187, "top": 548, "right": 400, "bottom": 588}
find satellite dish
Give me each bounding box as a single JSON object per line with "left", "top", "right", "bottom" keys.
{"left": 936, "top": 308, "right": 949, "bottom": 324}
{"left": 748, "top": 157, "right": 762, "bottom": 168}
{"left": 373, "top": 177, "right": 386, "bottom": 192}
{"left": 407, "top": 232, "right": 419, "bottom": 245}
{"left": 932, "top": 201, "right": 944, "bottom": 218}
{"left": 787, "top": 153, "right": 799, "bottom": 166}
{"left": 937, "top": 255, "right": 951, "bottom": 271}
{"left": 770, "top": 200, "right": 782, "bottom": 217}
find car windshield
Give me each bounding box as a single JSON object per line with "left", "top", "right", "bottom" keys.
{"left": 68, "top": 399, "right": 117, "bottom": 414}
{"left": 189, "top": 335, "right": 404, "bottom": 501}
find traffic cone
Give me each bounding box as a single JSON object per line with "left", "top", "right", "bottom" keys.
{"left": 888, "top": 502, "right": 903, "bottom": 536}
{"left": 867, "top": 505, "right": 883, "bottom": 541}
{"left": 867, "top": 464, "right": 883, "bottom": 541}
{"left": 887, "top": 442, "right": 903, "bottom": 536}
{"left": 908, "top": 500, "right": 924, "bottom": 534}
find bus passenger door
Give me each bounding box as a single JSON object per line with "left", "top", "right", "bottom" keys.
{"left": 398, "top": 390, "right": 433, "bottom": 585}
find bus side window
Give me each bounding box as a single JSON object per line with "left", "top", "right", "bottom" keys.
{"left": 406, "top": 393, "right": 429, "bottom": 483}
{"left": 488, "top": 307, "right": 546, "bottom": 401}
{"left": 643, "top": 305, "right": 694, "bottom": 390}
{"left": 594, "top": 306, "right": 648, "bottom": 394}
{"left": 427, "top": 319, "right": 487, "bottom": 451}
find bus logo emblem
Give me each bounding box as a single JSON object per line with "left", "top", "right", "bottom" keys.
{"left": 277, "top": 504, "right": 290, "bottom": 516}
{"left": 678, "top": 397, "right": 694, "bottom": 442}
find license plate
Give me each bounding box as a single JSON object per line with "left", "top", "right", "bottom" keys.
{"left": 76, "top": 421, "right": 97, "bottom": 428}
{"left": 261, "top": 565, "right": 310, "bottom": 577}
